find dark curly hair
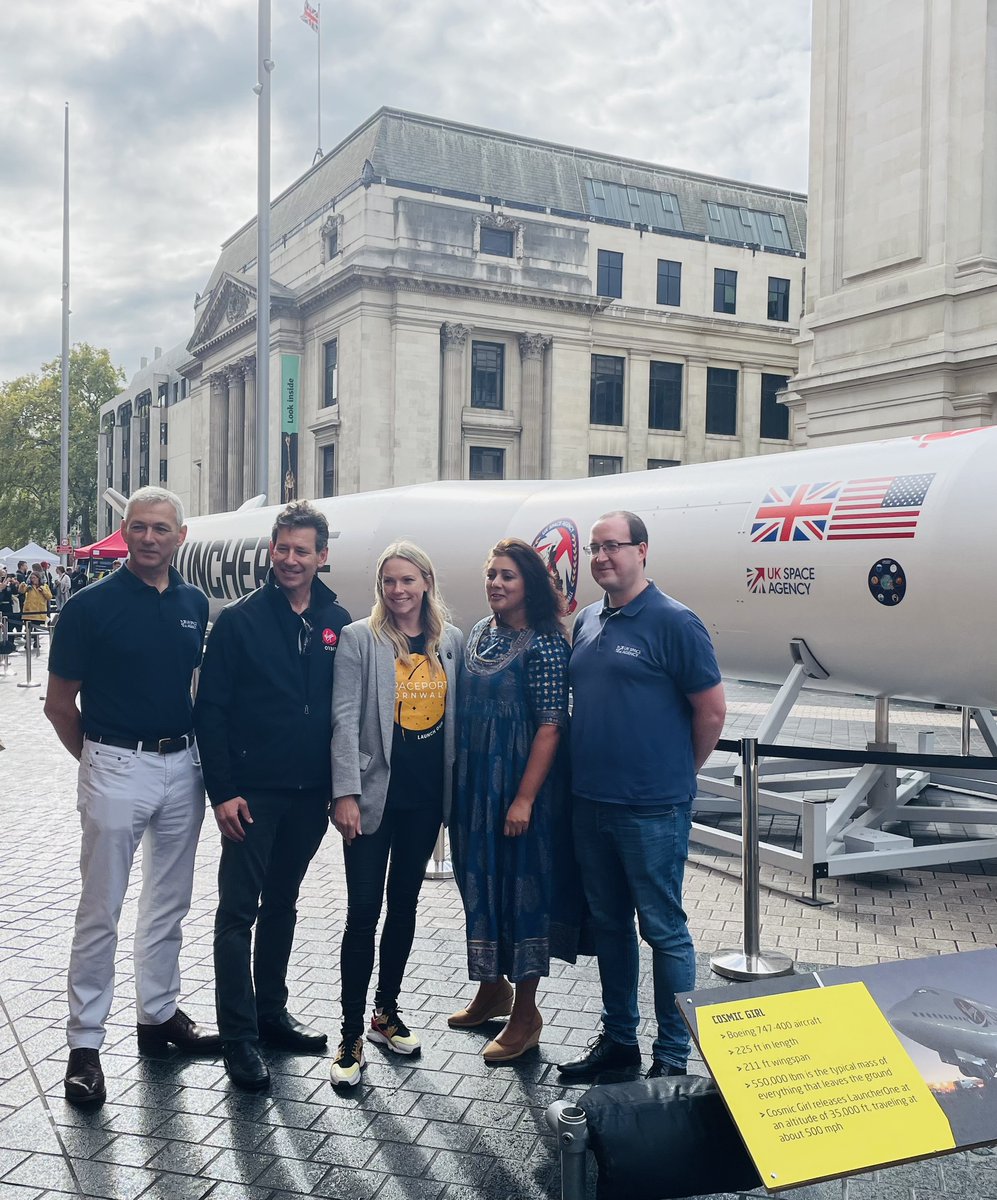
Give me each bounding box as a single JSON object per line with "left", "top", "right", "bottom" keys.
{"left": 486, "top": 537, "right": 565, "bottom": 636}
{"left": 271, "top": 499, "right": 329, "bottom": 552}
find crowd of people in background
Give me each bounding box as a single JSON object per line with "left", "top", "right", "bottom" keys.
{"left": 0, "top": 556, "right": 123, "bottom": 658}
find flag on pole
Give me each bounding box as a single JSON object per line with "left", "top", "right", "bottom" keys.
{"left": 300, "top": 2, "right": 319, "bottom": 31}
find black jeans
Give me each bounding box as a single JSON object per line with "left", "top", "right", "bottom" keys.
{"left": 340, "top": 804, "right": 442, "bottom": 1037}
{"left": 214, "top": 788, "right": 328, "bottom": 1042}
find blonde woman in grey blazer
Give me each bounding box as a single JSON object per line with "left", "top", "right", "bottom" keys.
{"left": 328, "top": 541, "right": 463, "bottom": 1087}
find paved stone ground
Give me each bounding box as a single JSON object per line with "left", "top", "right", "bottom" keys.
{"left": 2, "top": 640, "right": 997, "bottom": 1199}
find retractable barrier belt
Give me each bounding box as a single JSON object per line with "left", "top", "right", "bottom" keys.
{"left": 714, "top": 737, "right": 997, "bottom": 773}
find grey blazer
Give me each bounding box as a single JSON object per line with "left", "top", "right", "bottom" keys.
{"left": 330, "top": 617, "right": 464, "bottom": 834}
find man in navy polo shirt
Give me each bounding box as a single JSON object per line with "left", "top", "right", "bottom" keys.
{"left": 46, "top": 486, "right": 220, "bottom": 1105}
{"left": 559, "top": 510, "right": 726, "bottom": 1081}
{"left": 195, "top": 500, "right": 351, "bottom": 1091}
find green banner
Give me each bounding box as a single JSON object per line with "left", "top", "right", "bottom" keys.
{"left": 280, "top": 354, "right": 300, "bottom": 434}
{"left": 280, "top": 354, "right": 300, "bottom": 501}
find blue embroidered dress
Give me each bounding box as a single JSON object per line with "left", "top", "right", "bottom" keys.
{"left": 452, "top": 617, "right": 579, "bottom": 982}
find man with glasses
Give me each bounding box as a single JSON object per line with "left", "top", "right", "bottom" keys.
{"left": 559, "top": 510, "right": 726, "bottom": 1080}
{"left": 194, "top": 500, "right": 351, "bottom": 1090}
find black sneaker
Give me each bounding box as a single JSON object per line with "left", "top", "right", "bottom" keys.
{"left": 329, "top": 1033, "right": 365, "bottom": 1087}
{"left": 646, "top": 1060, "right": 687, "bottom": 1079}
{"left": 557, "top": 1033, "right": 641, "bottom": 1079}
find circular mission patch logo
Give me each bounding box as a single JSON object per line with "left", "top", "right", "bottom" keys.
{"left": 868, "top": 560, "right": 906, "bottom": 606}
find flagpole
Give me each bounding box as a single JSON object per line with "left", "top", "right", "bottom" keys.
{"left": 255, "top": 0, "right": 272, "bottom": 500}
{"left": 313, "top": 4, "right": 323, "bottom": 163}
{"left": 60, "top": 102, "right": 70, "bottom": 561}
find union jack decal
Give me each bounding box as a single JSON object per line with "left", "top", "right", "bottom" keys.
{"left": 750, "top": 481, "right": 840, "bottom": 543}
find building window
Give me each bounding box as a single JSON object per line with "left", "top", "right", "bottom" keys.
{"left": 590, "top": 355, "right": 625, "bottom": 425}
{"left": 648, "top": 459, "right": 680, "bottom": 469}
{"left": 326, "top": 224, "right": 338, "bottom": 258}
{"left": 469, "top": 446, "right": 505, "bottom": 480}
{"left": 648, "top": 361, "right": 682, "bottom": 431}
{"left": 480, "top": 226, "right": 514, "bottom": 257}
{"left": 471, "top": 342, "right": 505, "bottom": 409}
{"left": 768, "top": 277, "right": 790, "bottom": 322}
{"left": 589, "top": 455, "right": 623, "bottom": 476}
{"left": 160, "top": 421, "right": 168, "bottom": 446}
{"left": 597, "top": 250, "right": 623, "bottom": 299}
{"left": 760, "top": 373, "right": 790, "bottom": 440}
{"left": 323, "top": 338, "right": 338, "bottom": 408}
{"left": 320, "top": 445, "right": 336, "bottom": 497}
{"left": 713, "top": 268, "right": 737, "bottom": 314}
{"left": 159, "top": 459, "right": 168, "bottom": 483}
{"left": 656, "top": 259, "right": 681, "bottom": 306}
{"left": 706, "top": 367, "right": 738, "bottom": 435}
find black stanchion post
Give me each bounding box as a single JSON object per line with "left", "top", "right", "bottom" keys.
{"left": 711, "top": 737, "right": 794, "bottom": 981}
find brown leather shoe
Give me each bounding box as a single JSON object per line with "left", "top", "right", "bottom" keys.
{"left": 482, "top": 1015, "right": 543, "bottom": 1064}
{"left": 448, "top": 982, "right": 515, "bottom": 1028}
{"left": 137, "top": 1008, "right": 222, "bottom": 1055}
{"left": 64, "top": 1047, "right": 106, "bottom": 1104}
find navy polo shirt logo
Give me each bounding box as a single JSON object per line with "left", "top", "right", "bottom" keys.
{"left": 179, "top": 618, "right": 199, "bottom": 630}
{"left": 615, "top": 644, "right": 641, "bottom": 658}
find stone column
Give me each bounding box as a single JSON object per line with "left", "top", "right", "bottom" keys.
{"left": 242, "top": 358, "right": 257, "bottom": 497}
{"left": 518, "top": 333, "right": 550, "bottom": 479}
{"left": 129, "top": 408, "right": 142, "bottom": 492}
{"left": 207, "top": 372, "right": 229, "bottom": 513}
{"left": 741, "top": 366, "right": 762, "bottom": 457}
{"left": 111, "top": 415, "right": 123, "bottom": 495}
{"left": 685, "top": 357, "right": 709, "bottom": 464}
{"left": 440, "top": 322, "right": 469, "bottom": 479}
{"left": 226, "top": 365, "right": 246, "bottom": 508}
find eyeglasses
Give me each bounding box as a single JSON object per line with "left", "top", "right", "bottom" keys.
{"left": 583, "top": 541, "right": 639, "bottom": 556}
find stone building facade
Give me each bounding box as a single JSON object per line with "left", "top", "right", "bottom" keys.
{"left": 99, "top": 108, "right": 806, "bottom": 530}
{"left": 791, "top": 0, "right": 997, "bottom": 444}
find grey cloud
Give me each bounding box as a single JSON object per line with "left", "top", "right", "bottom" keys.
{"left": 1, "top": 0, "right": 810, "bottom": 383}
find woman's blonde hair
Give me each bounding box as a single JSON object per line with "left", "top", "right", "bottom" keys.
{"left": 370, "top": 541, "right": 449, "bottom": 673}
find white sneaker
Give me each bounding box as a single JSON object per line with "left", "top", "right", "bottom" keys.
{"left": 367, "top": 1006, "right": 421, "bottom": 1056}
{"left": 329, "top": 1034, "right": 365, "bottom": 1087}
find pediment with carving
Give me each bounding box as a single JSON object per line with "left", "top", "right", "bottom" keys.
{"left": 188, "top": 274, "right": 257, "bottom": 353}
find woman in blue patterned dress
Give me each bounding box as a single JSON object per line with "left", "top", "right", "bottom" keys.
{"left": 449, "top": 537, "right": 578, "bottom": 1063}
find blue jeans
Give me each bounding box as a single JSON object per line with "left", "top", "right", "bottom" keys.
{"left": 572, "top": 796, "right": 695, "bottom": 1067}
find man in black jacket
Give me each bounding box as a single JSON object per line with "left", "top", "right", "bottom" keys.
{"left": 194, "top": 500, "right": 351, "bottom": 1090}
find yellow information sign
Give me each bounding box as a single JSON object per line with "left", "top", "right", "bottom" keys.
{"left": 697, "top": 982, "right": 956, "bottom": 1189}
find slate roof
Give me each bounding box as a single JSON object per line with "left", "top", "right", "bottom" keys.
{"left": 202, "top": 107, "right": 807, "bottom": 296}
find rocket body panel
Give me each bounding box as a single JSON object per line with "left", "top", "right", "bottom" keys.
{"left": 175, "top": 428, "right": 996, "bottom": 708}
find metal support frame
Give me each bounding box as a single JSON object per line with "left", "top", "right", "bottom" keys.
{"left": 694, "top": 641, "right": 997, "bottom": 885}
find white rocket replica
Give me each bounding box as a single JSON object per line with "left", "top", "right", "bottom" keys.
{"left": 176, "top": 425, "right": 995, "bottom": 711}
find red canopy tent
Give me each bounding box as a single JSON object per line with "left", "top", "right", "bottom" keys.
{"left": 74, "top": 530, "right": 127, "bottom": 560}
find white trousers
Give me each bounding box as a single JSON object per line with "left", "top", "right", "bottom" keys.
{"left": 67, "top": 738, "right": 205, "bottom": 1049}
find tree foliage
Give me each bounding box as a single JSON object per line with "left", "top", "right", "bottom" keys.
{"left": 0, "top": 344, "right": 125, "bottom": 549}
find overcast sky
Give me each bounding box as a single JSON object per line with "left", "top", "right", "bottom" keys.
{"left": 0, "top": 0, "right": 811, "bottom": 385}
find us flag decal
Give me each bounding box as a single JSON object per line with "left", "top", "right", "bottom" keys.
{"left": 751, "top": 474, "right": 934, "bottom": 543}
